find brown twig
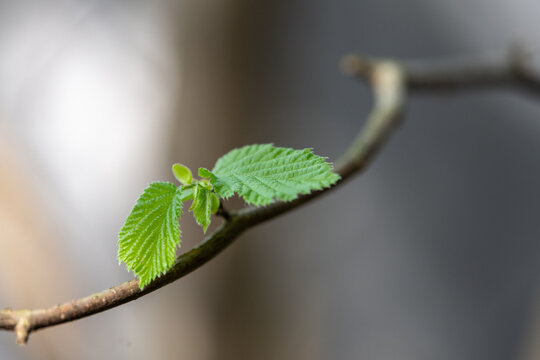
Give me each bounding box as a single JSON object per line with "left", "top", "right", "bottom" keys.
{"left": 4, "top": 49, "right": 538, "bottom": 344}
{"left": 343, "top": 46, "right": 540, "bottom": 95}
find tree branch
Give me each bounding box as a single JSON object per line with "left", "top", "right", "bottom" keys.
{"left": 343, "top": 46, "right": 540, "bottom": 95}
{"left": 0, "top": 56, "right": 404, "bottom": 344}
{"left": 215, "top": 201, "right": 232, "bottom": 221}
{"left": 3, "top": 49, "right": 537, "bottom": 344}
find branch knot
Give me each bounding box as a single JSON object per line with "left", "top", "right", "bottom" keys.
{"left": 14, "top": 311, "right": 31, "bottom": 345}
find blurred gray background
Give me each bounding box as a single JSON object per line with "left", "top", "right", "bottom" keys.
{"left": 1, "top": 0, "right": 540, "bottom": 359}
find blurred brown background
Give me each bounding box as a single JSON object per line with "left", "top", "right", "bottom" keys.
{"left": 2, "top": 0, "right": 540, "bottom": 359}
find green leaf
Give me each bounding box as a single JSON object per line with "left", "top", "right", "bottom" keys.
{"left": 198, "top": 167, "right": 213, "bottom": 179}
{"left": 179, "top": 186, "right": 195, "bottom": 202}
{"left": 190, "top": 183, "right": 213, "bottom": 232}
{"left": 211, "top": 144, "right": 340, "bottom": 205}
{"left": 172, "top": 163, "right": 193, "bottom": 185}
{"left": 118, "top": 182, "right": 183, "bottom": 289}
{"left": 210, "top": 192, "right": 220, "bottom": 214}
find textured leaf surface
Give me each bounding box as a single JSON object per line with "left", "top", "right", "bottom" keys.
{"left": 190, "top": 184, "right": 213, "bottom": 232}
{"left": 118, "top": 182, "right": 183, "bottom": 289}
{"left": 211, "top": 144, "right": 340, "bottom": 205}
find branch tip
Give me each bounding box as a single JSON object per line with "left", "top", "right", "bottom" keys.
{"left": 340, "top": 54, "right": 373, "bottom": 77}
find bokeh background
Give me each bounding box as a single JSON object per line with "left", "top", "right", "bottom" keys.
{"left": 2, "top": 0, "right": 540, "bottom": 359}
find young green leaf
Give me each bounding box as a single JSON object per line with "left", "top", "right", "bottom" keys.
{"left": 118, "top": 182, "right": 183, "bottom": 289}
{"left": 210, "top": 192, "right": 220, "bottom": 214}
{"left": 198, "top": 167, "right": 214, "bottom": 179}
{"left": 172, "top": 163, "right": 193, "bottom": 185}
{"left": 190, "top": 183, "right": 213, "bottom": 232}
{"left": 210, "top": 144, "right": 340, "bottom": 205}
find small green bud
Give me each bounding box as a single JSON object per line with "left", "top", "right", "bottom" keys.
{"left": 198, "top": 167, "right": 217, "bottom": 184}
{"left": 172, "top": 163, "right": 193, "bottom": 185}
{"left": 210, "top": 193, "right": 220, "bottom": 214}
{"left": 199, "top": 179, "right": 212, "bottom": 189}
{"left": 198, "top": 167, "right": 213, "bottom": 178}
